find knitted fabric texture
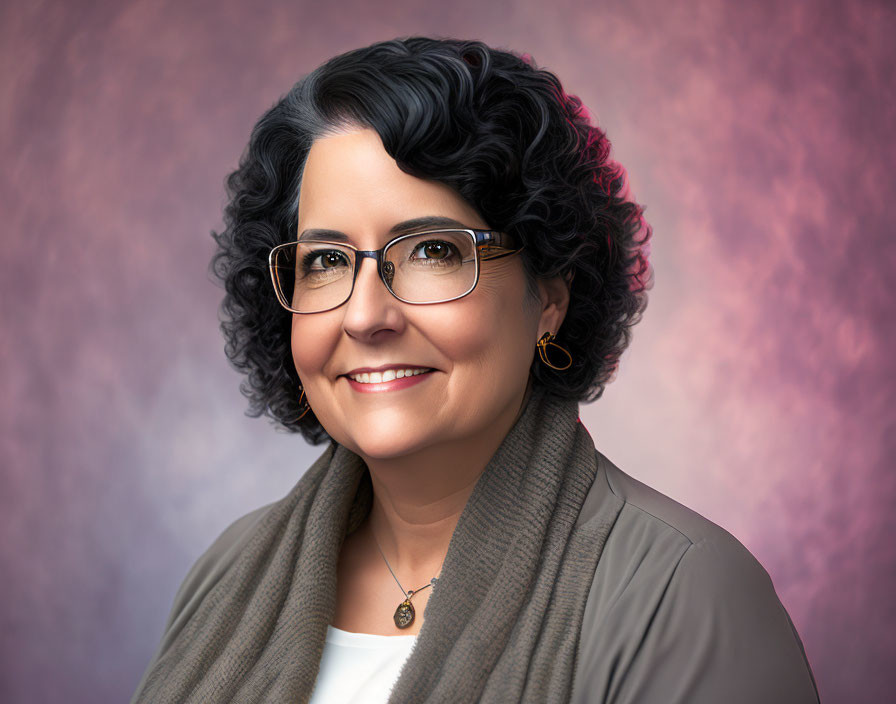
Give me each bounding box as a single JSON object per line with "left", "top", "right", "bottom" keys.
{"left": 132, "top": 387, "right": 621, "bottom": 703}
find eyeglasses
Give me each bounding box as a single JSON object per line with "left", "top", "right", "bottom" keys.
{"left": 268, "top": 228, "right": 523, "bottom": 314}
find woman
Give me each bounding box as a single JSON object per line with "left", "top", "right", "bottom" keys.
{"left": 132, "top": 37, "right": 820, "bottom": 703}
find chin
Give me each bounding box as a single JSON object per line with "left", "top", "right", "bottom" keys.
{"left": 325, "top": 409, "right": 433, "bottom": 460}
{"left": 344, "top": 432, "right": 428, "bottom": 461}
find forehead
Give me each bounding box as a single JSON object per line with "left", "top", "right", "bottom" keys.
{"left": 297, "top": 127, "right": 487, "bottom": 237}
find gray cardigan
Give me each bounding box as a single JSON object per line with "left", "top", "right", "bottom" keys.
{"left": 142, "top": 450, "right": 821, "bottom": 703}
{"left": 571, "top": 451, "right": 820, "bottom": 703}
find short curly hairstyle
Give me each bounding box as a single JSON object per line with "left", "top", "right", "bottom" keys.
{"left": 209, "top": 35, "right": 654, "bottom": 445}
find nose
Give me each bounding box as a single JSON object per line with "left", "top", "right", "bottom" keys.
{"left": 340, "top": 255, "right": 406, "bottom": 341}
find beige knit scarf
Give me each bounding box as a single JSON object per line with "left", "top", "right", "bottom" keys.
{"left": 132, "top": 386, "right": 621, "bottom": 702}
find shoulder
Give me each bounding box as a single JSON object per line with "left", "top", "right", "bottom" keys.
{"left": 571, "top": 451, "right": 820, "bottom": 704}
{"left": 599, "top": 448, "right": 739, "bottom": 544}
{"left": 131, "top": 501, "right": 279, "bottom": 700}
{"left": 577, "top": 450, "right": 761, "bottom": 618}
{"left": 587, "top": 450, "right": 788, "bottom": 598}
{"left": 161, "top": 501, "right": 277, "bottom": 632}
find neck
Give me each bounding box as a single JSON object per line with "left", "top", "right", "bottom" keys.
{"left": 358, "top": 380, "right": 534, "bottom": 579}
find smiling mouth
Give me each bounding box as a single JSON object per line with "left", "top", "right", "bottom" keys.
{"left": 344, "top": 367, "right": 434, "bottom": 384}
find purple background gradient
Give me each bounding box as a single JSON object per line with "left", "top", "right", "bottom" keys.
{"left": 2, "top": 0, "right": 893, "bottom": 701}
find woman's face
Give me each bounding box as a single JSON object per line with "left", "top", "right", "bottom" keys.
{"left": 292, "top": 126, "right": 565, "bottom": 460}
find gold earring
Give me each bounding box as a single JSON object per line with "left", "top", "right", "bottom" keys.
{"left": 290, "top": 386, "right": 311, "bottom": 422}
{"left": 536, "top": 332, "right": 572, "bottom": 370}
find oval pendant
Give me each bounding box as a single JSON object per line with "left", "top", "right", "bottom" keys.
{"left": 394, "top": 597, "right": 415, "bottom": 629}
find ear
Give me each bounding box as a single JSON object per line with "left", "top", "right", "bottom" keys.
{"left": 535, "top": 273, "right": 571, "bottom": 338}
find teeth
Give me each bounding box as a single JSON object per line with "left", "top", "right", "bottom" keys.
{"left": 348, "top": 368, "right": 431, "bottom": 384}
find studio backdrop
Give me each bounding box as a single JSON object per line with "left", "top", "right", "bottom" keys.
{"left": 1, "top": 0, "right": 894, "bottom": 702}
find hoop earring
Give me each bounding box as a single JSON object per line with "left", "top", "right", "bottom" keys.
{"left": 536, "top": 332, "right": 572, "bottom": 371}
{"left": 291, "top": 386, "right": 312, "bottom": 422}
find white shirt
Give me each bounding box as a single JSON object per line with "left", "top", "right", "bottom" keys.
{"left": 309, "top": 625, "right": 418, "bottom": 704}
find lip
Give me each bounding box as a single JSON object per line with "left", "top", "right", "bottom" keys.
{"left": 341, "top": 363, "right": 435, "bottom": 377}
{"left": 343, "top": 369, "right": 435, "bottom": 393}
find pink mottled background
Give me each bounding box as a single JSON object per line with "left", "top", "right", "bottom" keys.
{"left": 2, "top": 0, "right": 893, "bottom": 701}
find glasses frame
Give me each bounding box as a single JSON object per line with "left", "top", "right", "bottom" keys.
{"left": 268, "top": 228, "right": 524, "bottom": 314}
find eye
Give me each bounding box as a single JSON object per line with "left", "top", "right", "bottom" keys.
{"left": 411, "top": 239, "right": 457, "bottom": 261}
{"left": 302, "top": 249, "right": 350, "bottom": 271}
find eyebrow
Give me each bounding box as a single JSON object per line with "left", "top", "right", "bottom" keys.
{"left": 297, "top": 215, "right": 471, "bottom": 243}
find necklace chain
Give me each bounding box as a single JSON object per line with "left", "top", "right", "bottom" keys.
{"left": 372, "top": 534, "right": 441, "bottom": 597}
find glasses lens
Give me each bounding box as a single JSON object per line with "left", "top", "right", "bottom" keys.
{"left": 272, "top": 241, "right": 354, "bottom": 313}
{"left": 384, "top": 231, "right": 477, "bottom": 303}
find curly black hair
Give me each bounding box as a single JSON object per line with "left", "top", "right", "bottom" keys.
{"left": 209, "top": 35, "right": 654, "bottom": 445}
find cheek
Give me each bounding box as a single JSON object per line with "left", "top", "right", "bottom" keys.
{"left": 290, "top": 315, "right": 337, "bottom": 378}
{"left": 426, "top": 285, "right": 538, "bottom": 376}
